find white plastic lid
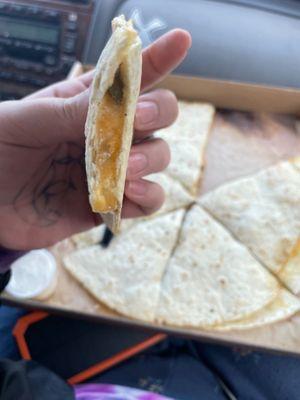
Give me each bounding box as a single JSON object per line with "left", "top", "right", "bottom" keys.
{"left": 5, "top": 249, "right": 57, "bottom": 299}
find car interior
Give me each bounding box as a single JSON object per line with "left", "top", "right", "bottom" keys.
{"left": 1, "top": 0, "right": 300, "bottom": 102}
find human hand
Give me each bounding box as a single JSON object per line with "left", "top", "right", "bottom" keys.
{"left": 0, "top": 29, "right": 191, "bottom": 250}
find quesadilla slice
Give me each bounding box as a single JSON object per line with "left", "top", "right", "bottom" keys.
{"left": 200, "top": 160, "right": 300, "bottom": 293}
{"left": 156, "top": 204, "right": 279, "bottom": 327}
{"left": 200, "top": 112, "right": 300, "bottom": 195}
{"left": 146, "top": 173, "right": 194, "bottom": 215}
{"left": 85, "top": 16, "right": 142, "bottom": 234}
{"left": 291, "top": 156, "right": 300, "bottom": 172}
{"left": 71, "top": 225, "right": 105, "bottom": 249}
{"left": 215, "top": 288, "right": 300, "bottom": 331}
{"left": 64, "top": 209, "right": 185, "bottom": 322}
{"left": 156, "top": 101, "right": 215, "bottom": 196}
{"left": 117, "top": 173, "right": 194, "bottom": 234}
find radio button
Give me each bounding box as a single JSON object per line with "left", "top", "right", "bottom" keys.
{"left": 63, "top": 36, "right": 76, "bottom": 54}
{"left": 34, "top": 44, "right": 43, "bottom": 52}
{"left": 66, "top": 22, "right": 77, "bottom": 32}
{"left": 1, "top": 57, "right": 12, "bottom": 67}
{"left": 17, "top": 61, "right": 30, "bottom": 71}
{"left": 44, "top": 10, "right": 59, "bottom": 20}
{"left": 13, "top": 40, "right": 31, "bottom": 50}
{"left": 0, "top": 3, "right": 6, "bottom": 11}
{"left": 45, "top": 68, "right": 55, "bottom": 76}
{"left": 0, "top": 71, "right": 13, "bottom": 80}
{"left": 44, "top": 54, "right": 57, "bottom": 66}
{"left": 42, "top": 45, "right": 55, "bottom": 53}
{"left": 29, "top": 78, "right": 47, "bottom": 87}
{"left": 32, "top": 64, "right": 44, "bottom": 73}
{"left": 15, "top": 75, "right": 29, "bottom": 84}
{"left": 27, "top": 6, "right": 41, "bottom": 16}
{"left": 0, "top": 38, "right": 12, "bottom": 46}
{"left": 11, "top": 5, "right": 24, "bottom": 13}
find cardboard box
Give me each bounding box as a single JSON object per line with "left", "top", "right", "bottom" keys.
{"left": 2, "top": 74, "right": 300, "bottom": 356}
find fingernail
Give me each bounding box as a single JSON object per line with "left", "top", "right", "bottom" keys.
{"left": 128, "top": 153, "right": 148, "bottom": 176}
{"left": 135, "top": 101, "right": 159, "bottom": 129}
{"left": 127, "top": 180, "right": 147, "bottom": 195}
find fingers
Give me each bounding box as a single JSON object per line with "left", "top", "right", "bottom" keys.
{"left": 122, "top": 179, "right": 165, "bottom": 218}
{"left": 62, "top": 86, "right": 178, "bottom": 144}
{"left": 25, "top": 70, "right": 94, "bottom": 100}
{"left": 78, "top": 69, "right": 94, "bottom": 86}
{"left": 141, "top": 29, "right": 192, "bottom": 92}
{"left": 134, "top": 89, "right": 178, "bottom": 140}
{"left": 127, "top": 138, "right": 170, "bottom": 180}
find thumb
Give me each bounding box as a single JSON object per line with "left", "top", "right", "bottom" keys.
{"left": 60, "top": 87, "right": 91, "bottom": 142}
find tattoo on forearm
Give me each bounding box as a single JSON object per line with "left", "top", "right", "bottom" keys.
{"left": 13, "top": 142, "right": 85, "bottom": 227}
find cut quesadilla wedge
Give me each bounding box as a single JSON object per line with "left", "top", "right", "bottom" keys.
{"left": 291, "top": 156, "right": 300, "bottom": 172}
{"left": 85, "top": 16, "right": 142, "bottom": 234}
{"left": 71, "top": 225, "right": 105, "bottom": 249}
{"left": 214, "top": 288, "right": 300, "bottom": 331}
{"left": 64, "top": 209, "right": 185, "bottom": 322}
{"left": 156, "top": 204, "right": 279, "bottom": 327}
{"left": 144, "top": 173, "right": 194, "bottom": 216}
{"left": 200, "top": 160, "right": 300, "bottom": 293}
{"left": 117, "top": 173, "right": 194, "bottom": 233}
{"left": 156, "top": 101, "right": 215, "bottom": 196}
{"left": 200, "top": 112, "right": 300, "bottom": 195}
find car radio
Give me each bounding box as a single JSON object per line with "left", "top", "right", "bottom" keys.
{"left": 0, "top": 0, "right": 94, "bottom": 100}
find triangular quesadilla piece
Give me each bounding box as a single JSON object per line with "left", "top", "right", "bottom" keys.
{"left": 156, "top": 204, "right": 279, "bottom": 328}
{"left": 156, "top": 101, "right": 215, "bottom": 196}
{"left": 71, "top": 225, "right": 105, "bottom": 249}
{"left": 64, "top": 209, "right": 185, "bottom": 322}
{"left": 118, "top": 172, "right": 194, "bottom": 234}
{"left": 85, "top": 16, "right": 142, "bottom": 234}
{"left": 214, "top": 288, "right": 300, "bottom": 331}
{"left": 146, "top": 172, "right": 194, "bottom": 215}
{"left": 291, "top": 156, "right": 300, "bottom": 172}
{"left": 199, "top": 160, "right": 300, "bottom": 293}
{"left": 200, "top": 112, "right": 300, "bottom": 195}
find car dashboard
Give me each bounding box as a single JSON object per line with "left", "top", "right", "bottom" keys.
{"left": 1, "top": 0, "right": 300, "bottom": 101}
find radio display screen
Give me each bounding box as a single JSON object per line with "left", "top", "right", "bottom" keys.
{"left": 0, "top": 17, "right": 59, "bottom": 45}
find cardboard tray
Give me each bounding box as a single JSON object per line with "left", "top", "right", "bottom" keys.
{"left": 2, "top": 74, "right": 300, "bottom": 356}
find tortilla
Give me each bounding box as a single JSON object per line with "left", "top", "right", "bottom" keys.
{"left": 200, "top": 112, "right": 300, "bottom": 195}
{"left": 64, "top": 209, "right": 185, "bottom": 322}
{"left": 214, "top": 289, "right": 300, "bottom": 331}
{"left": 291, "top": 156, "right": 300, "bottom": 172}
{"left": 156, "top": 204, "right": 279, "bottom": 327}
{"left": 156, "top": 101, "right": 215, "bottom": 195}
{"left": 85, "top": 16, "right": 142, "bottom": 234}
{"left": 71, "top": 225, "right": 105, "bottom": 249}
{"left": 200, "top": 160, "right": 300, "bottom": 293}
{"left": 146, "top": 172, "right": 194, "bottom": 214}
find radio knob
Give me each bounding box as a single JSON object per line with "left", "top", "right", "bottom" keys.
{"left": 68, "top": 13, "right": 78, "bottom": 22}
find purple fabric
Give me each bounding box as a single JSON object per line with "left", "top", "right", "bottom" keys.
{"left": 0, "top": 247, "right": 26, "bottom": 273}
{"left": 75, "top": 384, "right": 174, "bottom": 400}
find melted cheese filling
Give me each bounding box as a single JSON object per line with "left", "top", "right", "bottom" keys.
{"left": 92, "top": 75, "right": 125, "bottom": 212}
